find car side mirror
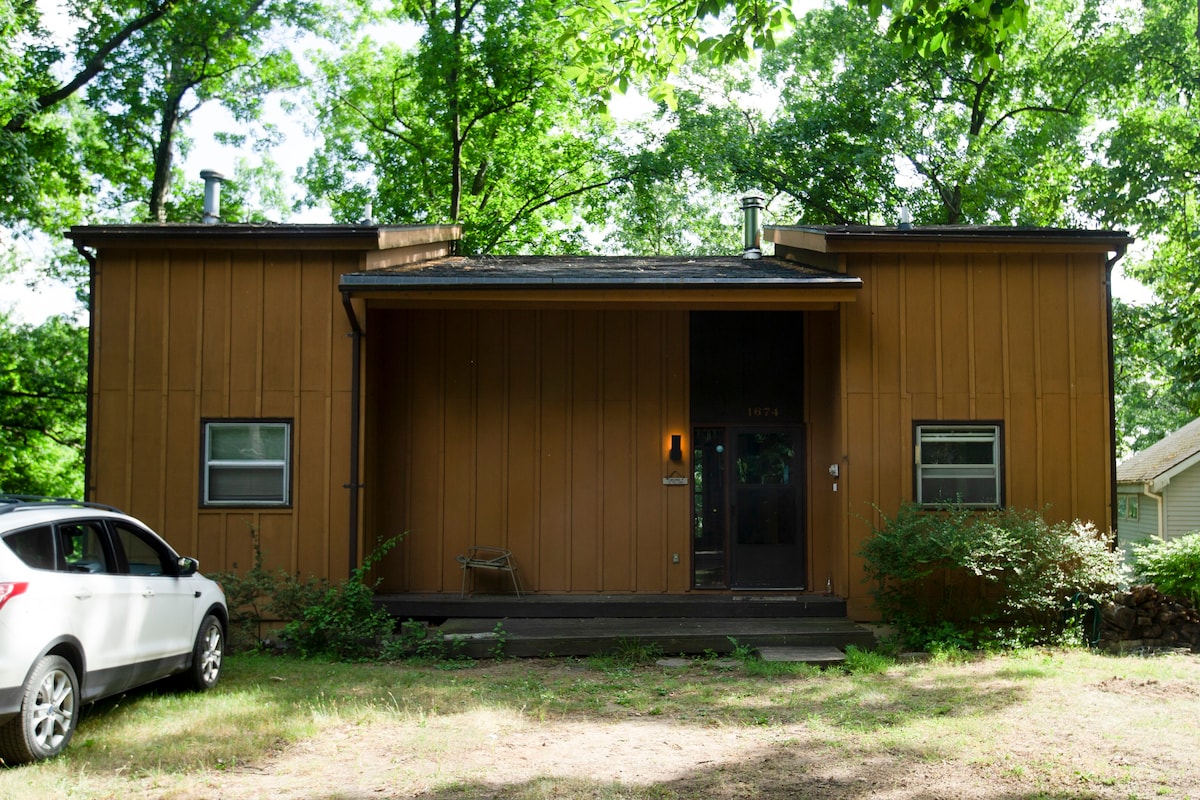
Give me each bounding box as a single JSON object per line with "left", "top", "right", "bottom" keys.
{"left": 176, "top": 556, "right": 199, "bottom": 576}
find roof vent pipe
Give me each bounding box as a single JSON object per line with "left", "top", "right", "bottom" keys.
{"left": 200, "top": 169, "right": 226, "bottom": 225}
{"left": 897, "top": 206, "right": 913, "bottom": 230}
{"left": 741, "top": 192, "right": 765, "bottom": 260}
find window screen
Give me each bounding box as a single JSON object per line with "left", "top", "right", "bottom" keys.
{"left": 203, "top": 420, "right": 291, "bottom": 506}
{"left": 915, "top": 424, "right": 1002, "bottom": 507}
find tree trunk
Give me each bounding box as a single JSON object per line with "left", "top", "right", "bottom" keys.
{"left": 148, "top": 90, "right": 183, "bottom": 222}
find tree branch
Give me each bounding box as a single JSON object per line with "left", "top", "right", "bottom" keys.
{"left": 5, "top": 0, "right": 179, "bottom": 133}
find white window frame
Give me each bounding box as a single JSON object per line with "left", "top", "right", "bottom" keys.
{"left": 202, "top": 420, "right": 292, "bottom": 507}
{"left": 914, "top": 423, "right": 1002, "bottom": 508}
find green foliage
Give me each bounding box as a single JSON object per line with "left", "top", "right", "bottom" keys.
{"left": 280, "top": 534, "right": 404, "bottom": 660}
{"left": 1112, "top": 299, "right": 1196, "bottom": 455}
{"left": 600, "top": 638, "right": 664, "bottom": 668}
{"left": 560, "top": 0, "right": 795, "bottom": 108}
{"left": 841, "top": 645, "right": 893, "bottom": 675}
{"left": 303, "top": 0, "right": 621, "bottom": 255}
{"left": 852, "top": 0, "right": 1029, "bottom": 68}
{"left": 0, "top": 311, "right": 86, "bottom": 497}
{"left": 381, "top": 620, "right": 470, "bottom": 663}
{"left": 209, "top": 525, "right": 329, "bottom": 651}
{"left": 726, "top": 637, "right": 756, "bottom": 663}
{"left": 2, "top": 0, "right": 327, "bottom": 232}
{"left": 212, "top": 529, "right": 406, "bottom": 660}
{"left": 1132, "top": 534, "right": 1200, "bottom": 606}
{"left": 861, "top": 503, "right": 1123, "bottom": 649}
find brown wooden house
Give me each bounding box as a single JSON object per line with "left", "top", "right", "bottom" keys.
{"left": 67, "top": 219, "right": 1131, "bottom": 619}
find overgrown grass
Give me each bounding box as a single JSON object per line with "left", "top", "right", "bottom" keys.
{"left": 2, "top": 649, "right": 1198, "bottom": 799}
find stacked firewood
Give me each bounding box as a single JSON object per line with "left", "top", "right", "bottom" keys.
{"left": 1098, "top": 585, "right": 1200, "bottom": 653}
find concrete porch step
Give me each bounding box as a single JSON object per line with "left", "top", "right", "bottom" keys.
{"left": 380, "top": 593, "right": 850, "bottom": 621}
{"left": 436, "top": 616, "right": 875, "bottom": 659}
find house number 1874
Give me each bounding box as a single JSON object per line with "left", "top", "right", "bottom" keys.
{"left": 746, "top": 407, "right": 780, "bottom": 417}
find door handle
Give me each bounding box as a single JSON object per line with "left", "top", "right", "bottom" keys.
{"left": 74, "top": 589, "right": 93, "bottom": 600}
{"left": 142, "top": 589, "right": 155, "bottom": 598}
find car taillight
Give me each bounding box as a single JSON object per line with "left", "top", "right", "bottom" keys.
{"left": 0, "top": 582, "right": 28, "bottom": 611}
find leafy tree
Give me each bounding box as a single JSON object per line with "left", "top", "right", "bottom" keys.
{"left": 0, "top": 312, "right": 87, "bottom": 497}
{"left": 560, "top": 0, "right": 1029, "bottom": 107}
{"left": 1, "top": 1, "right": 179, "bottom": 233}
{"left": 627, "top": 0, "right": 1118, "bottom": 227}
{"left": 83, "top": 0, "right": 329, "bottom": 222}
{"left": 2, "top": 0, "right": 333, "bottom": 232}
{"left": 1081, "top": 0, "right": 1200, "bottom": 392}
{"left": 303, "top": 0, "right": 625, "bottom": 254}
{"left": 1112, "top": 298, "right": 1195, "bottom": 457}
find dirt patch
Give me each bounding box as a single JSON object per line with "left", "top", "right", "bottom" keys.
{"left": 21, "top": 654, "right": 1200, "bottom": 800}
{"left": 1093, "top": 675, "right": 1200, "bottom": 698}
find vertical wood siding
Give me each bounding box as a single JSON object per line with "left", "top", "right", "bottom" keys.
{"left": 367, "top": 309, "right": 693, "bottom": 594}
{"left": 839, "top": 251, "right": 1114, "bottom": 617}
{"left": 90, "top": 247, "right": 355, "bottom": 580}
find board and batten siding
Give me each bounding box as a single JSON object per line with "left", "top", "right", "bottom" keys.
{"left": 365, "top": 308, "right": 695, "bottom": 594}
{"left": 90, "top": 246, "right": 357, "bottom": 580}
{"left": 833, "top": 250, "right": 1113, "bottom": 619}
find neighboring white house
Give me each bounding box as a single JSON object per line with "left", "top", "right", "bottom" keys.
{"left": 1116, "top": 417, "right": 1200, "bottom": 555}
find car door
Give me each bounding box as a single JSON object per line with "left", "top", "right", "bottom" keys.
{"left": 52, "top": 521, "right": 143, "bottom": 698}
{"left": 109, "top": 521, "right": 194, "bottom": 674}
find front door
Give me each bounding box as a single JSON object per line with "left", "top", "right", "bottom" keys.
{"left": 692, "top": 426, "right": 806, "bottom": 589}
{"left": 690, "top": 310, "right": 807, "bottom": 590}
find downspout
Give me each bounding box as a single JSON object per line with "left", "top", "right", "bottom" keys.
{"left": 341, "top": 290, "right": 364, "bottom": 579}
{"left": 1105, "top": 243, "right": 1128, "bottom": 540}
{"left": 74, "top": 242, "right": 98, "bottom": 502}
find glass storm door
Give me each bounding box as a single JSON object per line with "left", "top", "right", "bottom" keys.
{"left": 692, "top": 426, "right": 806, "bottom": 589}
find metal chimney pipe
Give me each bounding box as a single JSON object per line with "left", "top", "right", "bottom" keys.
{"left": 741, "top": 192, "right": 765, "bottom": 260}
{"left": 200, "top": 169, "right": 226, "bottom": 225}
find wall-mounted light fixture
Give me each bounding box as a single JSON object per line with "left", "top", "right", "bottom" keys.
{"left": 668, "top": 434, "right": 683, "bottom": 462}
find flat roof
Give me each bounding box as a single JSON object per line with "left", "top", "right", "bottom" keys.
{"left": 766, "top": 224, "right": 1134, "bottom": 255}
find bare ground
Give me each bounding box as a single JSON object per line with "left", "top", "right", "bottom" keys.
{"left": 128, "top": 655, "right": 1200, "bottom": 800}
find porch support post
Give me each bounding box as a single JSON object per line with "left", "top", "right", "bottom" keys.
{"left": 341, "top": 290, "right": 364, "bottom": 579}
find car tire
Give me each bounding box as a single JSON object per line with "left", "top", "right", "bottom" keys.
{"left": 187, "top": 614, "right": 224, "bottom": 691}
{"left": 0, "top": 655, "right": 79, "bottom": 765}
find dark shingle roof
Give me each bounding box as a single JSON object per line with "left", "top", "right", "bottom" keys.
{"left": 1117, "top": 417, "right": 1200, "bottom": 484}
{"left": 340, "top": 255, "right": 861, "bottom": 289}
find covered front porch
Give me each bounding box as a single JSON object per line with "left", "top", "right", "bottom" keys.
{"left": 345, "top": 254, "right": 861, "bottom": 603}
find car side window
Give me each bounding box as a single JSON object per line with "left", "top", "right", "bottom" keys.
{"left": 56, "top": 522, "right": 114, "bottom": 574}
{"left": 112, "top": 522, "right": 174, "bottom": 576}
{"left": 2, "top": 526, "right": 57, "bottom": 571}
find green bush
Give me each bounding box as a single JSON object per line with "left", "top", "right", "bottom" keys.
{"left": 210, "top": 526, "right": 329, "bottom": 652}
{"left": 1132, "top": 533, "right": 1200, "bottom": 604}
{"left": 280, "top": 534, "right": 404, "bottom": 660}
{"left": 212, "top": 528, "right": 406, "bottom": 659}
{"left": 861, "top": 503, "right": 1122, "bottom": 649}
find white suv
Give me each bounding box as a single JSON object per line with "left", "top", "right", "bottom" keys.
{"left": 0, "top": 497, "right": 227, "bottom": 765}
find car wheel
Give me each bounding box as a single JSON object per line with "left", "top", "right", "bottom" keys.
{"left": 187, "top": 614, "right": 224, "bottom": 691}
{"left": 0, "top": 655, "right": 79, "bottom": 765}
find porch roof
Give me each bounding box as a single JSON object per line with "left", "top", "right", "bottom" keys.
{"left": 340, "top": 254, "right": 861, "bottom": 309}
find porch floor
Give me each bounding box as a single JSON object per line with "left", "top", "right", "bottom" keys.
{"left": 434, "top": 616, "right": 876, "bottom": 659}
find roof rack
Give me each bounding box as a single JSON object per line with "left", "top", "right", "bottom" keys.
{"left": 0, "top": 495, "right": 125, "bottom": 516}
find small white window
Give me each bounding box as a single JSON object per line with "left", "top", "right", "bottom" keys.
{"left": 915, "top": 423, "right": 1002, "bottom": 508}
{"left": 203, "top": 421, "right": 291, "bottom": 506}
